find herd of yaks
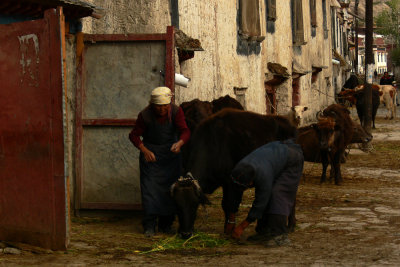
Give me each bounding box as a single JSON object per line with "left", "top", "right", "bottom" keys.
{"left": 168, "top": 89, "right": 380, "bottom": 238}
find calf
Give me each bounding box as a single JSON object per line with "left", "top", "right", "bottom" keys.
{"left": 287, "top": 105, "right": 309, "bottom": 127}
{"left": 170, "top": 174, "right": 210, "bottom": 239}
{"left": 297, "top": 117, "right": 337, "bottom": 182}
{"left": 321, "top": 104, "right": 354, "bottom": 185}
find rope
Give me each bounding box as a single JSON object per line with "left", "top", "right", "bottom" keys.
{"left": 357, "top": 142, "right": 374, "bottom": 153}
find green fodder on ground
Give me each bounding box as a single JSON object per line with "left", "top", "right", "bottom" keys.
{"left": 140, "top": 232, "right": 229, "bottom": 254}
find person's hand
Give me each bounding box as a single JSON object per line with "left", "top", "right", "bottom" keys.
{"left": 231, "top": 226, "right": 244, "bottom": 240}
{"left": 171, "top": 140, "right": 184, "bottom": 153}
{"left": 139, "top": 144, "right": 156, "bottom": 162}
{"left": 231, "top": 220, "right": 250, "bottom": 240}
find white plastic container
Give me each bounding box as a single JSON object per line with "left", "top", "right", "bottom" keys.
{"left": 175, "top": 73, "right": 190, "bottom": 87}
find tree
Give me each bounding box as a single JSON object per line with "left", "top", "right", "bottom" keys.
{"left": 375, "top": 0, "right": 400, "bottom": 65}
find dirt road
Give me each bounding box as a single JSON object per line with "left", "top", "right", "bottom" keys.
{"left": 1, "top": 108, "right": 400, "bottom": 266}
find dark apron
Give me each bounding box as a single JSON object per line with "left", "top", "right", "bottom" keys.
{"left": 139, "top": 105, "right": 181, "bottom": 216}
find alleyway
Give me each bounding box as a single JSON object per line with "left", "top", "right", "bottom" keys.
{"left": 1, "top": 107, "right": 400, "bottom": 266}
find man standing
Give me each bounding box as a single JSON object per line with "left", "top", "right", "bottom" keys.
{"left": 129, "top": 87, "right": 190, "bottom": 237}
{"left": 230, "top": 139, "right": 304, "bottom": 246}
{"left": 380, "top": 71, "right": 394, "bottom": 85}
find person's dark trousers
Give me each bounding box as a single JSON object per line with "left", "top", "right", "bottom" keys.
{"left": 142, "top": 214, "right": 157, "bottom": 232}
{"left": 158, "top": 214, "right": 175, "bottom": 232}
{"left": 143, "top": 214, "right": 175, "bottom": 232}
{"left": 255, "top": 213, "right": 288, "bottom": 236}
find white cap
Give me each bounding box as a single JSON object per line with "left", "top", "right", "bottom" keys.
{"left": 150, "top": 87, "right": 172, "bottom": 104}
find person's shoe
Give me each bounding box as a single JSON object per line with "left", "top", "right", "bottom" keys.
{"left": 265, "top": 234, "right": 291, "bottom": 247}
{"left": 247, "top": 233, "right": 271, "bottom": 242}
{"left": 144, "top": 228, "right": 155, "bottom": 238}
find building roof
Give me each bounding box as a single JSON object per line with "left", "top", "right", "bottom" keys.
{"left": 0, "top": 0, "right": 102, "bottom": 19}
{"left": 374, "top": 37, "right": 385, "bottom": 46}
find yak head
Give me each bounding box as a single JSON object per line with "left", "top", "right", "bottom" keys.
{"left": 170, "top": 173, "right": 210, "bottom": 239}
{"left": 316, "top": 112, "right": 337, "bottom": 151}
{"left": 351, "top": 122, "right": 373, "bottom": 144}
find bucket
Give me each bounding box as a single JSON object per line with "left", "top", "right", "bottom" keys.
{"left": 175, "top": 73, "right": 190, "bottom": 87}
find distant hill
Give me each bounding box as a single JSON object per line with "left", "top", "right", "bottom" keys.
{"left": 349, "top": 0, "right": 391, "bottom": 20}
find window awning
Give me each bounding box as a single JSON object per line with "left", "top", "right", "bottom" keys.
{"left": 347, "top": 10, "right": 363, "bottom": 20}
{"left": 267, "top": 62, "right": 290, "bottom": 78}
{"left": 175, "top": 29, "right": 204, "bottom": 63}
{"left": 265, "top": 62, "right": 290, "bottom": 86}
{"left": 312, "top": 64, "right": 328, "bottom": 73}
{"left": 332, "top": 49, "right": 352, "bottom": 70}
{"left": 175, "top": 29, "right": 204, "bottom": 51}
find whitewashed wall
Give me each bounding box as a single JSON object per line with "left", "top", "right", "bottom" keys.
{"left": 78, "top": 0, "right": 345, "bottom": 120}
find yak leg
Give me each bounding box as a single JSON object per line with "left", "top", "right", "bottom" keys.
{"left": 332, "top": 152, "right": 343, "bottom": 185}
{"left": 390, "top": 102, "right": 394, "bottom": 119}
{"left": 320, "top": 152, "right": 329, "bottom": 183}
{"left": 222, "top": 183, "right": 243, "bottom": 234}
{"left": 372, "top": 109, "right": 377, "bottom": 129}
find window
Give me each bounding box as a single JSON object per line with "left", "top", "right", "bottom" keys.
{"left": 239, "top": 0, "right": 263, "bottom": 41}
{"left": 291, "top": 0, "right": 305, "bottom": 45}
{"left": 310, "top": 0, "right": 317, "bottom": 27}
{"left": 266, "top": 0, "right": 277, "bottom": 21}
{"left": 342, "top": 32, "right": 347, "bottom": 56}
{"left": 265, "top": 83, "right": 277, "bottom": 114}
{"left": 322, "top": 0, "right": 328, "bottom": 39}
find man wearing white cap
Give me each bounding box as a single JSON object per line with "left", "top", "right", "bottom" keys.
{"left": 129, "top": 86, "right": 191, "bottom": 237}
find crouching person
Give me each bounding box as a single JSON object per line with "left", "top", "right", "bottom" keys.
{"left": 231, "top": 139, "right": 304, "bottom": 246}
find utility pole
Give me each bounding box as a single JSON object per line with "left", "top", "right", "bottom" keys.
{"left": 363, "top": 0, "right": 373, "bottom": 134}
{"left": 354, "top": 0, "right": 359, "bottom": 74}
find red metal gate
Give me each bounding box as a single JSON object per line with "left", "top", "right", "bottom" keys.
{"left": 0, "top": 9, "right": 67, "bottom": 249}
{"left": 76, "top": 27, "right": 175, "bottom": 210}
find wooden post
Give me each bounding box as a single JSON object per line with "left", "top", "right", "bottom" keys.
{"left": 363, "top": 0, "right": 373, "bottom": 134}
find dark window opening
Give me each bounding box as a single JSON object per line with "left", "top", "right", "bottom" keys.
{"left": 266, "top": 0, "right": 277, "bottom": 21}
{"left": 322, "top": 0, "right": 328, "bottom": 39}
{"left": 310, "top": 0, "right": 317, "bottom": 27}
{"left": 311, "top": 67, "right": 323, "bottom": 84}
{"left": 292, "top": 77, "right": 301, "bottom": 106}
{"left": 265, "top": 83, "right": 277, "bottom": 114}
{"left": 291, "top": 0, "right": 305, "bottom": 46}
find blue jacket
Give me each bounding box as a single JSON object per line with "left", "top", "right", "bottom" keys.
{"left": 231, "top": 140, "right": 303, "bottom": 222}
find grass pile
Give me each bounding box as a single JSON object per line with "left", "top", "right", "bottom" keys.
{"left": 140, "top": 232, "right": 229, "bottom": 254}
